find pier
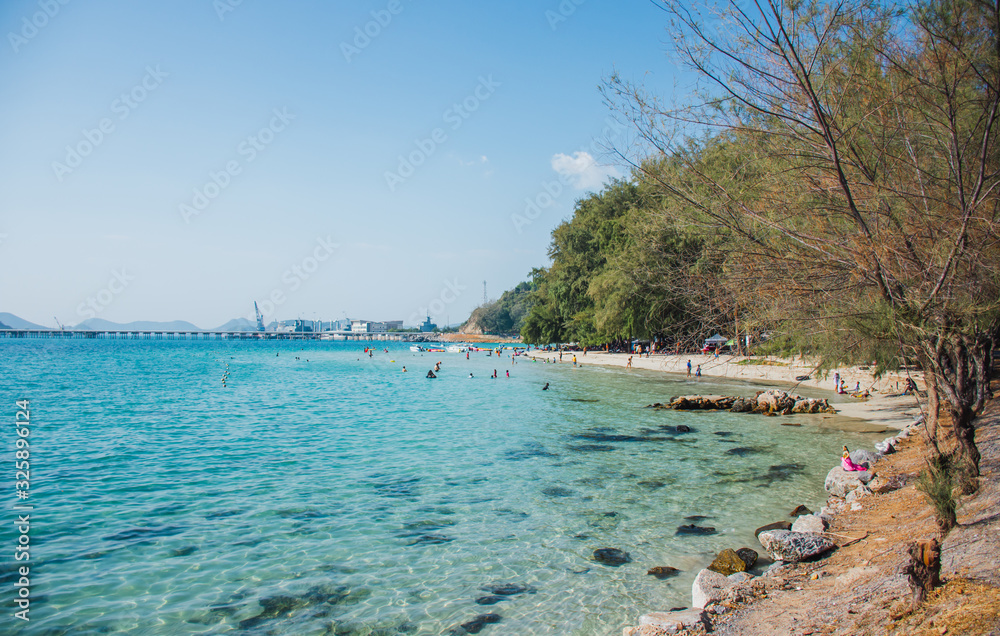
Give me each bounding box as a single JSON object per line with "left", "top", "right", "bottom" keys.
{"left": 0, "top": 330, "right": 437, "bottom": 342}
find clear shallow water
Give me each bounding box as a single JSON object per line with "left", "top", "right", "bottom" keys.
{"left": 0, "top": 341, "right": 886, "bottom": 635}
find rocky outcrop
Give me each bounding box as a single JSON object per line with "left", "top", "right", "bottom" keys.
{"left": 758, "top": 530, "right": 835, "bottom": 562}
{"left": 648, "top": 390, "right": 836, "bottom": 415}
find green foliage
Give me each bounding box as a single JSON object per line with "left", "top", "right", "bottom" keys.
{"left": 468, "top": 280, "right": 537, "bottom": 335}
{"left": 916, "top": 453, "right": 959, "bottom": 533}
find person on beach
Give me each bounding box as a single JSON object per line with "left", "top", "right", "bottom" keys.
{"left": 695, "top": 365, "right": 701, "bottom": 377}
{"left": 839, "top": 380, "right": 847, "bottom": 394}
{"left": 627, "top": 356, "right": 633, "bottom": 369}
{"left": 506, "top": 370, "right": 509, "bottom": 378}
{"left": 572, "top": 355, "right": 577, "bottom": 366}
{"left": 687, "top": 359, "right": 692, "bottom": 376}
{"left": 841, "top": 446, "right": 869, "bottom": 472}
{"left": 904, "top": 377, "right": 918, "bottom": 394}
{"left": 834, "top": 372, "right": 840, "bottom": 391}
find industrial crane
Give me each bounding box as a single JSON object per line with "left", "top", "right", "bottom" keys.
{"left": 254, "top": 302, "right": 265, "bottom": 332}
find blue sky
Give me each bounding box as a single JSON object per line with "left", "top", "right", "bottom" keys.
{"left": 1, "top": 0, "right": 686, "bottom": 329}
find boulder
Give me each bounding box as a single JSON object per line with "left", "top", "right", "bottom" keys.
{"left": 756, "top": 390, "right": 796, "bottom": 413}
{"left": 791, "top": 514, "right": 827, "bottom": 534}
{"left": 736, "top": 547, "right": 759, "bottom": 570}
{"left": 730, "top": 397, "right": 755, "bottom": 413}
{"left": 791, "top": 398, "right": 831, "bottom": 414}
{"left": 824, "top": 465, "right": 874, "bottom": 497}
{"left": 850, "top": 449, "right": 880, "bottom": 467}
{"left": 754, "top": 521, "right": 792, "bottom": 537}
{"left": 691, "top": 568, "right": 736, "bottom": 609}
{"left": 707, "top": 548, "right": 747, "bottom": 576}
{"left": 758, "top": 530, "right": 836, "bottom": 562}
{"left": 636, "top": 609, "right": 709, "bottom": 634}
{"left": 874, "top": 438, "right": 897, "bottom": 455}
{"left": 593, "top": 548, "right": 631, "bottom": 566}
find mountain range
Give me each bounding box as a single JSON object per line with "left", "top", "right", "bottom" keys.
{"left": 0, "top": 312, "right": 263, "bottom": 332}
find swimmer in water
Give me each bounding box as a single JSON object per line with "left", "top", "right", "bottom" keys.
{"left": 469, "top": 373, "right": 474, "bottom": 379}
{"left": 426, "top": 370, "right": 437, "bottom": 378}
{"left": 542, "top": 382, "right": 549, "bottom": 390}
{"left": 402, "top": 367, "right": 407, "bottom": 372}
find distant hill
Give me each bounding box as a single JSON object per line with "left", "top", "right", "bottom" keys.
{"left": 210, "top": 317, "right": 257, "bottom": 332}
{"left": 0, "top": 313, "right": 52, "bottom": 330}
{"left": 0, "top": 321, "right": 10, "bottom": 329}
{"left": 73, "top": 318, "right": 203, "bottom": 331}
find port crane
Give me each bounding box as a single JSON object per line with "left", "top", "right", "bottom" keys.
{"left": 254, "top": 302, "right": 265, "bottom": 333}
{"left": 54, "top": 316, "right": 65, "bottom": 331}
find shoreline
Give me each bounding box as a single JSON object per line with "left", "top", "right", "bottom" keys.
{"left": 523, "top": 350, "right": 924, "bottom": 431}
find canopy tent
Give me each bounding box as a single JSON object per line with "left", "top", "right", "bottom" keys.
{"left": 704, "top": 334, "right": 728, "bottom": 346}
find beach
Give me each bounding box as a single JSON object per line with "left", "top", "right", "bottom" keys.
{"left": 523, "top": 350, "right": 925, "bottom": 431}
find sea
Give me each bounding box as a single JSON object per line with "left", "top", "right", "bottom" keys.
{"left": 0, "top": 340, "right": 888, "bottom": 635}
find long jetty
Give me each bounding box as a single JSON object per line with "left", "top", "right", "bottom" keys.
{"left": 0, "top": 330, "right": 434, "bottom": 342}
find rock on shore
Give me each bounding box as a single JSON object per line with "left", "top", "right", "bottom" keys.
{"left": 757, "top": 530, "right": 835, "bottom": 562}
{"left": 648, "top": 390, "right": 835, "bottom": 415}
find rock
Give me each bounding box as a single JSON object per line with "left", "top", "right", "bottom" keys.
{"left": 765, "top": 561, "right": 791, "bottom": 574}
{"left": 728, "top": 571, "right": 753, "bottom": 583}
{"left": 758, "top": 530, "right": 836, "bottom": 562}
{"left": 754, "top": 521, "right": 792, "bottom": 537}
{"left": 475, "top": 596, "right": 506, "bottom": 606}
{"left": 869, "top": 475, "right": 903, "bottom": 494}
{"left": 676, "top": 524, "right": 717, "bottom": 536}
{"left": 791, "top": 397, "right": 832, "bottom": 413}
{"left": 824, "top": 465, "right": 874, "bottom": 497}
{"left": 850, "top": 502, "right": 863, "bottom": 511}
{"left": 481, "top": 583, "right": 535, "bottom": 596}
{"left": 637, "top": 609, "right": 708, "bottom": 633}
{"left": 691, "top": 569, "right": 736, "bottom": 609}
{"left": 593, "top": 548, "right": 631, "bottom": 566}
{"left": 791, "top": 514, "right": 827, "bottom": 534}
{"left": 850, "top": 449, "right": 880, "bottom": 466}
{"left": 647, "top": 566, "right": 681, "bottom": 579}
{"left": 756, "top": 390, "right": 796, "bottom": 413}
{"left": 789, "top": 505, "right": 813, "bottom": 517}
{"left": 459, "top": 613, "right": 501, "bottom": 634}
{"left": 736, "top": 547, "right": 758, "bottom": 569}
{"left": 874, "top": 438, "right": 898, "bottom": 454}
{"left": 708, "top": 548, "right": 747, "bottom": 576}
{"left": 730, "top": 397, "right": 755, "bottom": 413}
{"left": 676, "top": 424, "right": 692, "bottom": 433}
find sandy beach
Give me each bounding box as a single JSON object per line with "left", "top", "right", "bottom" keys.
{"left": 523, "top": 350, "right": 925, "bottom": 430}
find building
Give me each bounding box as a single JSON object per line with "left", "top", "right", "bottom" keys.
{"left": 420, "top": 316, "right": 437, "bottom": 332}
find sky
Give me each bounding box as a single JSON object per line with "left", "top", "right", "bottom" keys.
{"left": 1, "top": 0, "right": 689, "bottom": 330}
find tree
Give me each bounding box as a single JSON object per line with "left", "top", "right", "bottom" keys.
{"left": 604, "top": 0, "right": 1000, "bottom": 475}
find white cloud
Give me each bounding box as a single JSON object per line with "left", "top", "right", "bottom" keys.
{"left": 550, "top": 151, "right": 620, "bottom": 191}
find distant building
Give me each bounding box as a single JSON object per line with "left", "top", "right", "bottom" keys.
{"left": 420, "top": 316, "right": 437, "bottom": 332}
{"left": 350, "top": 319, "right": 403, "bottom": 333}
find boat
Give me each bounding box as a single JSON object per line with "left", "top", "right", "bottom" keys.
{"left": 410, "top": 345, "right": 424, "bottom": 352}
{"left": 446, "top": 345, "right": 464, "bottom": 353}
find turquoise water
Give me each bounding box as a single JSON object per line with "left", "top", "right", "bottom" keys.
{"left": 0, "top": 341, "right": 885, "bottom": 635}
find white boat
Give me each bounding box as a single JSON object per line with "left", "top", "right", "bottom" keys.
{"left": 410, "top": 345, "right": 423, "bottom": 352}
{"left": 446, "top": 345, "right": 464, "bottom": 353}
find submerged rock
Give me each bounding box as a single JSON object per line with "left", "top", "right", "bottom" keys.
{"left": 458, "top": 613, "right": 501, "bottom": 634}
{"left": 592, "top": 548, "right": 631, "bottom": 566}
{"left": 474, "top": 595, "right": 506, "bottom": 606}
{"left": 676, "top": 524, "right": 717, "bottom": 536}
{"left": 647, "top": 566, "right": 680, "bottom": 579}
{"left": 628, "top": 609, "right": 708, "bottom": 634}
{"left": 758, "top": 530, "right": 835, "bottom": 562}
{"left": 481, "top": 583, "right": 535, "bottom": 596}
